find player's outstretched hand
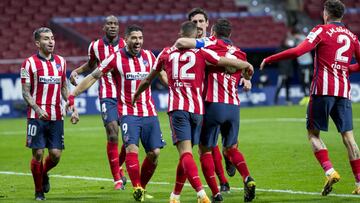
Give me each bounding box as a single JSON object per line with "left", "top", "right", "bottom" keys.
{"left": 260, "top": 59, "right": 266, "bottom": 70}
{"left": 240, "top": 78, "right": 252, "bottom": 92}
{"left": 69, "top": 71, "right": 78, "bottom": 86}
{"left": 70, "top": 108, "right": 79, "bottom": 124}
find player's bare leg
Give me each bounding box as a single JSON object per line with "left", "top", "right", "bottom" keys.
{"left": 308, "top": 129, "right": 340, "bottom": 196}
{"left": 172, "top": 140, "right": 210, "bottom": 203}
{"left": 31, "top": 149, "right": 45, "bottom": 200}
{"left": 224, "top": 144, "right": 255, "bottom": 202}
{"left": 199, "top": 144, "right": 223, "bottom": 202}
{"left": 341, "top": 130, "right": 360, "bottom": 194}
{"left": 105, "top": 121, "right": 124, "bottom": 190}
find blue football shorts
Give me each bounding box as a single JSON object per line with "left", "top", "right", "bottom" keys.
{"left": 120, "top": 115, "right": 165, "bottom": 152}
{"left": 99, "top": 98, "right": 119, "bottom": 126}
{"left": 307, "top": 95, "right": 353, "bottom": 133}
{"left": 168, "top": 110, "right": 203, "bottom": 145}
{"left": 200, "top": 102, "right": 240, "bottom": 148}
{"left": 26, "top": 119, "right": 64, "bottom": 149}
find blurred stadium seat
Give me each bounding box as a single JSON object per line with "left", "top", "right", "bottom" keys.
{"left": 6, "top": 0, "right": 360, "bottom": 74}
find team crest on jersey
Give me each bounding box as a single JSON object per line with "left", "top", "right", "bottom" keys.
{"left": 125, "top": 72, "right": 149, "bottom": 80}
{"left": 56, "top": 64, "right": 61, "bottom": 71}
{"left": 142, "top": 59, "right": 149, "bottom": 67}
{"left": 39, "top": 76, "right": 61, "bottom": 84}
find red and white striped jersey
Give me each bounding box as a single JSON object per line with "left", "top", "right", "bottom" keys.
{"left": 88, "top": 37, "right": 126, "bottom": 99}
{"left": 20, "top": 54, "right": 67, "bottom": 120}
{"left": 265, "top": 22, "right": 360, "bottom": 99}
{"left": 98, "top": 48, "right": 157, "bottom": 117}
{"left": 201, "top": 36, "right": 246, "bottom": 105}
{"left": 154, "top": 46, "right": 220, "bottom": 114}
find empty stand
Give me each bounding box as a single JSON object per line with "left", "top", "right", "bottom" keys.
{"left": 0, "top": 0, "right": 289, "bottom": 74}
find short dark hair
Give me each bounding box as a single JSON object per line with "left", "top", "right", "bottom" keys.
{"left": 212, "top": 18, "right": 232, "bottom": 38}
{"left": 180, "top": 21, "right": 197, "bottom": 37}
{"left": 324, "top": 0, "right": 345, "bottom": 19}
{"left": 125, "top": 24, "right": 143, "bottom": 36}
{"left": 33, "top": 27, "right": 52, "bottom": 41}
{"left": 187, "top": 7, "right": 208, "bottom": 21}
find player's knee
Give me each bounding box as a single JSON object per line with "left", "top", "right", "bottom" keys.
{"left": 307, "top": 129, "right": 320, "bottom": 139}
{"left": 32, "top": 149, "right": 44, "bottom": 161}
{"left": 199, "top": 144, "right": 211, "bottom": 155}
{"left": 224, "top": 144, "right": 237, "bottom": 152}
{"left": 49, "top": 150, "right": 62, "bottom": 163}
{"left": 126, "top": 144, "right": 139, "bottom": 153}
{"left": 106, "top": 121, "right": 119, "bottom": 140}
{"left": 147, "top": 148, "right": 160, "bottom": 163}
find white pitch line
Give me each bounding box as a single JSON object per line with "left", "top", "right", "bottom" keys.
{"left": 1, "top": 171, "right": 360, "bottom": 198}
{"left": 1, "top": 118, "right": 359, "bottom": 135}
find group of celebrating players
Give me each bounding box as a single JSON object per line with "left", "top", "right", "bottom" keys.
{"left": 21, "top": 0, "right": 360, "bottom": 202}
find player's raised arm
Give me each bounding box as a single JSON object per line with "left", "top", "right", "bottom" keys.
{"left": 260, "top": 36, "right": 316, "bottom": 70}
{"left": 68, "top": 53, "right": 117, "bottom": 109}
{"left": 69, "top": 60, "right": 96, "bottom": 86}
{"left": 69, "top": 41, "right": 98, "bottom": 86}
{"left": 349, "top": 63, "right": 360, "bottom": 73}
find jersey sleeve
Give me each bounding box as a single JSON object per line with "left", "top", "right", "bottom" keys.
{"left": 354, "top": 39, "right": 360, "bottom": 66}
{"left": 195, "top": 37, "right": 217, "bottom": 48}
{"left": 349, "top": 63, "right": 360, "bottom": 73}
{"left": 153, "top": 48, "right": 167, "bottom": 71}
{"left": 305, "top": 25, "right": 323, "bottom": 45}
{"left": 120, "top": 38, "right": 126, "bottom": 48}
{"left": 88, "top": 41, "right": 96, "bottom": 63}
{"left": 200, "top": 48, "right": 221, "bottom": 65}
{"left": 98, "top": 53, "right": 116, "bottom": 73}
{"left": 265, "top": 39, "right": 316, "bottom": 64}
{"left": 20, "top": 59, "right": 31, "bottom": 84}
{"left": 61, "top": 57, "right": 67, "bottom": 83}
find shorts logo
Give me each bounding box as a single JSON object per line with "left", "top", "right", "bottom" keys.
{"left": 39, "top": 76, "right": 61, "bottom": 84}
{"left": 126, "top": 72, "right": 149, "bottom": 80}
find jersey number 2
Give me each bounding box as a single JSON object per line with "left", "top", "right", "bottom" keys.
{"left": 169, "top": 52, "right": 196, "bottom": 80}
{"left": 335, "top": 34, "right": 350, "bottom": 63}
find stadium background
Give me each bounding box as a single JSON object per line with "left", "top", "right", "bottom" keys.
{"left": 1, "top": 0, "right": 360, "bottom": 202}
{"left": 1, "top": 0, "right": 360, "bottom": 118}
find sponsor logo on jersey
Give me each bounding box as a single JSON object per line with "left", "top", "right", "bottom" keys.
{"left": 173, "top": 80, "right": 192, "bottom": 88}
{"left": 125, "top": 72, "right": 149, "bottom": 80}
{"left": 39, "top": 76, "right": 61, "bottom": 84}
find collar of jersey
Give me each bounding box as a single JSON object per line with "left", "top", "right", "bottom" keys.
{"left": 102, "top": 36, "right": 119, "bottom": 46}
{"left": 328, "top": 21, "right": 345, "bottom": 26}
{"left": 37, "top": 52, "right": 54, "bottom": 62}
{"left": 122, "top": 47, "right": 141, "bottom": 58}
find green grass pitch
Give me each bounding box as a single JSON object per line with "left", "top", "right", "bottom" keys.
{"left": 0, "top": 104, "right": 360, "bottom": 202}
